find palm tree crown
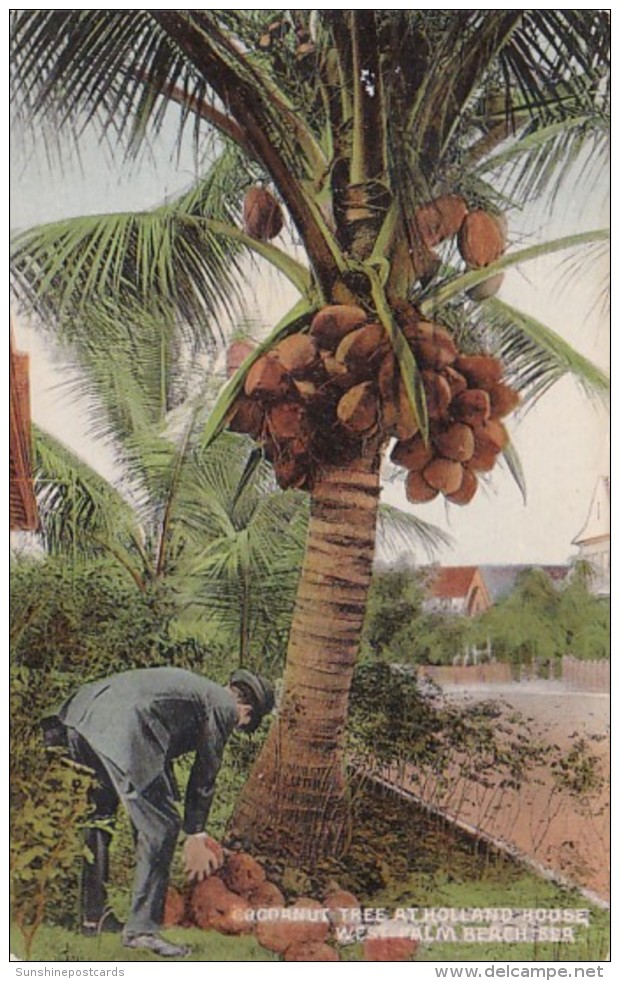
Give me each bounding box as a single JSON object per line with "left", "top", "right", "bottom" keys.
{"left": 10, "top": 10, "right": 609, "bottom": 860}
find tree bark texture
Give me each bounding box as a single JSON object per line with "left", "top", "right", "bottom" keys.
{"left": 231, "top": 450, "right": 382, "bottom": 860}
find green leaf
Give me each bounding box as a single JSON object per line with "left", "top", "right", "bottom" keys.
{"left": 483, "top": 297, "right": 609, "bottom": 403}
{"left": 367, "top": 267, "right": 429, "bottom": 440}
{"left": 501, "top": 440, "right": 527, "bottom": 504}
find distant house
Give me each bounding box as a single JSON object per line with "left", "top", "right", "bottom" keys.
{"left": 572, "top": 476, "right": 610, "bottom": 596}
{"left": 9, "top": 330, "right": 39, "bottom": 532}
{"left": 421, "top": 563, "right": 572, "bottom": 615}
{"left": 424, "top": 566, "right": 492, "bottom": 617}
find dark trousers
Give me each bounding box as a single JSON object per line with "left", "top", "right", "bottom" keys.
{"left": 67, "top": 730, "right": 181, "bottom": 935}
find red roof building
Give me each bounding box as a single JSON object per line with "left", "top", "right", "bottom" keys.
{"left": 424, "top": 565, "right": 492, "bottom": 617}
{"left": 9, "top": 329, "right": 39, "bottom": 531}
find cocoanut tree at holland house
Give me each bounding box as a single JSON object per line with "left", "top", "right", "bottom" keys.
{"left": 10, "top": 10, "right": 609, "bottom": 861}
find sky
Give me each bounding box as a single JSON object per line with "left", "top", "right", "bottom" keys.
{"left": 9, "top": 103, "right": 610, "bottom": 569}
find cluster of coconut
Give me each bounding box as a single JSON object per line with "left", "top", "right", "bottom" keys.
{"left": 164, "top": 849, "right": 415, "bottom": 961}
{"left": 413, "top": 194, "right": 507, "bottom": 300}
{"left": 225, "top": 299, "right": 519, "bottom": 502}
{"left": 388, "top": 305, "right": 520, "bottom": 506}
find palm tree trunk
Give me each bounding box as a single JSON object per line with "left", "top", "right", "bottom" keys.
{"left": 231, "top": 448, "right": 382, "bottom": 860}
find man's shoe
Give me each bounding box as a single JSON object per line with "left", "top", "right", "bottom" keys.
{"left": 82, "top": 911, "right": 125, "bottom": 937}
{"left": 123, "top": 932, "right": 191, "bottom": 958}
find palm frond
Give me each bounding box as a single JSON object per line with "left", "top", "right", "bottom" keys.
{"left": 419, "top": 229, "right": 609, "bottom": 315}
{"left": 32, "top": 425, "right": 144, "bottom": 571}
{"left": 476, "top": 113, "right": 609, "bottom": 208}
{"left": 11, "top": 144, "right": 304, "bottom": 340}
{"left": 500, "top": 441, "right": 527, "bottom": 505}
{"left": 498, "top": 11, "right": 610, "bottom": 128}
{"left": 480, "top": 297, "right": 609, "bottom": 404}
{"left": 377, "top": 504, "right": 452, "bottom": 561}
{"left": 11, "top": 10, "right": 216, "bottom": 163}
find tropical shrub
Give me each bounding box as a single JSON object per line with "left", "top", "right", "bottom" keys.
{"left": 469, "top": 567, "right": 610, "bottom": 663}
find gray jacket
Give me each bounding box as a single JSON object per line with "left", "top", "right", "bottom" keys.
{"left": 56, "top": 667, "right": 238, "bottom": 834}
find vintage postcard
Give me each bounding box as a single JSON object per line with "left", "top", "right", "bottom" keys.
{"left": 9, "top": 8, "right": 610, "bottom": 970}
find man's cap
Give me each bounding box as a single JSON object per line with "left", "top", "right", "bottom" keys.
{"left": 229, "top": 669, "right": 275, "bottom": 732}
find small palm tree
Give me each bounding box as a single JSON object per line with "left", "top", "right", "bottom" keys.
{"left": 11, "top": 10, "right": 609, "bottom": 859}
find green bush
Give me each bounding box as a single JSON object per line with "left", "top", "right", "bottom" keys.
{"left": 360, "top": 568, "right": 473, "bottom": 665}
{"left": 346, "top": 662, "right": 581, "bottom": 808}
{"left": 10, "top": 665, "right": 95, "bottom": 957}
{"left": 470, "top": 568, "right": 610, "bottom": 663}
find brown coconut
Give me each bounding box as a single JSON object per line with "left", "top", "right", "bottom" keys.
{"left": 378, "top": 353, "right": 398, "bottom": 433}
{"left": 245, "top": 355, "right": 290, "bottom": 400}
{"left": 289, "top": 899, "right": 331, "bottom": 944}
{"left": 221, "top": 852, "right": 266, "bottom": 896}
{"left": 256, "top": 918, "right": 296, "bottom": 954}
{"left": 284, "top": 941, "right": 340, "bottom": 962}
{"left": 421, "top": 370, "right": 452, "bottom": 420}
{"left": 414, "top": 194, "right": 468, "bottom": 248}
{"left": 319, "top": 350, "right": 354, "bottom": 389}
{"left": 405, "top": 470, "right": 439, "bottom": 504}
{"left": 215, "top": 896, "right": 253, "bottom": 936}
{"left": 247, "top": 880, "right": 285, "bottom": 909}
{"left": 473, "top": 419, "right": 508, "bottom": 453}
{"left": 226, "top": 340, "right": 256, "bottom": 378}
{"left": 445, "top": 467, "right": 478, "bottom": 505}
{"left": 363, "top": 937, "right": 419, "bottom": 961}
{"left": 310, "top": 304, "right": 368, "bottom": 350}
{"left": 468, "top": 443, "right": 498, "bottom": 472}
{"left": 455, "top": 354, "right": 503, "bottom": 389}
{"left": 457, "top": 210, "right": 505, "bottom": 268}
{"left": 488, "top": 382, "right": 520, "bottom": 418}
{"left": 256, "top": 899, "right": 330, "bottom": 953}
{"left": 243, "top": 186, "right": 283, "bottom": 241}
{"left": 190, "top": 876, "right": 252, "bottom": 934}
{"left": 391, "top": 434, "right": 433, "bottom": 472}
{"left": 406, "top": 322, "right": 458, "bottom": 371}
{"left": 274, "top": 334, "right": 319, "bottom": 376}
{"left": 227, "top": 396, "right": 265, "bottom": 438}
{"left": 467, "top": 272, "right": 505, "bottom": 301}
{"left": 293, "top": 379, "right": 319, "bottom": 402}
{"left": 266, "top": 402, "right": 309, "bottom": 441}
{"left": 273, "top": 454, "right": 309, "bottom": 491}
{"left": 433, "top": 422, "right": 475, "bottom": 462}
{"left": 324, "top": 889, "right": 361, "bottom": 927}
{"left": 163, "top": 886, "right": 186, "bottom": 927}
{"left": 335, "top": 323, "right": 388, "bottom": 372}
{"left": 423, "top": 457, "right": 464, "bottom": 495}
{"left": 378, "top": 351, "right": 397, "bottom": 400}
{"left": 451, "top": 388, "right": 491, "bottom": 426}
{"left": 337, "top": 382, "right": 378, "bottom": 434}
{"left": 442, "top": 366, "right": 468, "bottom": 398}
{"left": 392, "top": 301, "right": 422, "bottom": 338}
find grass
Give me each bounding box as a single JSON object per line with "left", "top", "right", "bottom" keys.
{"left": 10, "top": 783, "right": 609, "bottom": 963}
{"left": 10, "top": 925, "right": 278, "bottom": 962}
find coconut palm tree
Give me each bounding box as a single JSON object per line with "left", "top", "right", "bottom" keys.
{"left": 10, "top": 10, "right": 609, "bottom": 859}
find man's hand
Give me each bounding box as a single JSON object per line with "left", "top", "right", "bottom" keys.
{"left": 183, "top": 834, "right": 224, "bottom": 882}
